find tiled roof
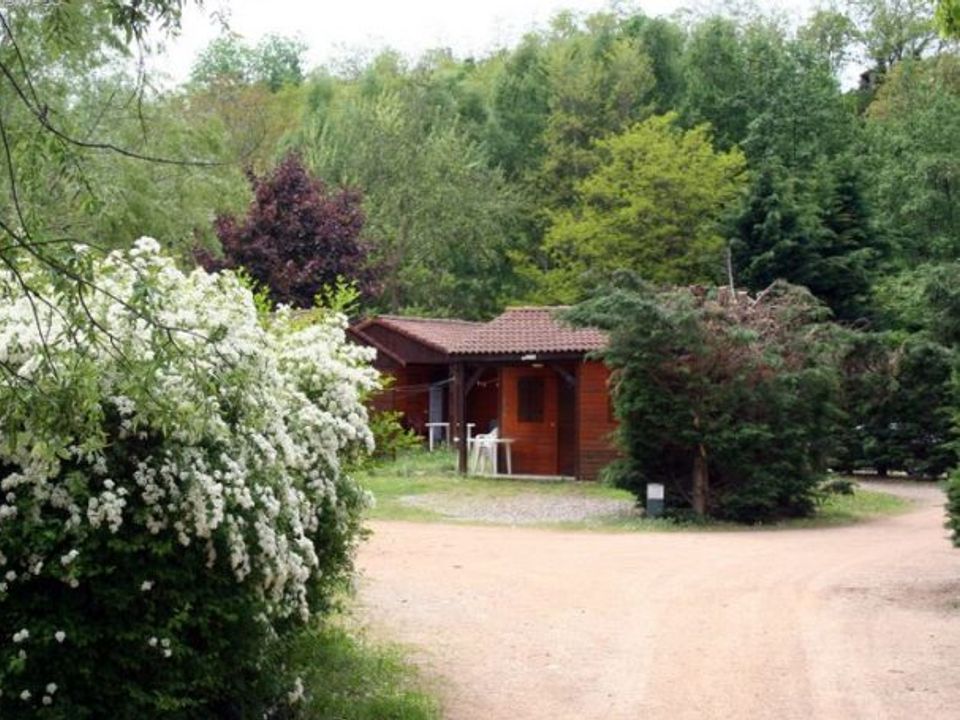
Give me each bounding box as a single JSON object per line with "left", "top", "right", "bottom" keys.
{"left": 371, "top": 315, "right": 483, "bottom": 354}
{"left": 354, "top": 307, "right": 607, "bottom": 358}
{"left": 449, "top": 307, "right": 607, "bottom": 356}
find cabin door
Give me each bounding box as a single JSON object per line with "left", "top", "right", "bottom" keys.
{"left": 556, "top": 373, "right": 576, "bottom": 477}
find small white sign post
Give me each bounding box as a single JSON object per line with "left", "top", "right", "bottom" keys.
{"left": 646, "top": 483, "right": 665, "bottom": 518}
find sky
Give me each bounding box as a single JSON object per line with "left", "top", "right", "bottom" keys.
{"left": 150, "top": 0, "right": 819, "bottom": 84}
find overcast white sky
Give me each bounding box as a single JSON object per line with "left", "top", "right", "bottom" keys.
{"left": 151, "top": 0, "right": 820, "bottom": 84}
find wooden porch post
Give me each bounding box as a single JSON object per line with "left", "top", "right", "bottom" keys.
{"left": 453, "top": 362, "right": 467, "bottom": 475}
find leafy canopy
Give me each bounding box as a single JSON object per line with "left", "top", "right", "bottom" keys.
{"left": 196, "top": 154, "right": 375, "bottom": 309}
{"left": 541, "top": 113, "right": 745, "bottom": 301}
{"left": 568, "top": 278, "right": 844, "bottom": 522}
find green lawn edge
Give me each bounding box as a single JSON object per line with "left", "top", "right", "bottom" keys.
{"left": 358, "top": 451, "right": 913, "bottom": 533}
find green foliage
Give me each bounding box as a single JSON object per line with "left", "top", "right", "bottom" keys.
{"left": 681, "top": 16, "right": 749, "bottom": 150}
{"left": 540, "top": 114, "right": 745, "bottom": 301}
{"left": 947, "top": 471, "right": 960, "bottom": 546}
{"left": 683, "top": 16, "right": 856, "bottom": 166}
{"left": 191, "top": 33, "right": 308, "bottom": 90}
{"left": 567, "top": 279, "right": 845, "bottom": 523}
{"left": 936, "top": 0, "right": 960, "bottom": 38}
{"left": 365, "top": 411, "right": 422, "bottom": 466}
{"left": 296, "top": 81, "right": 522, "bottom": 318}
{"left": 873, "top": 262, "right": 960, "bottom": 346}
{"left": 486, "top": 36, "right": 551, "bottom": 180}
{"left": 536, "top": 12, "right": 656, "bottom": 210}
{"left": 0, "top": 5, "right": 247, "bottom": 265}
{"left": 290, "top": 623, "right": 439, "bottom": 720}
{"left": 846, "top": 0, "right": 938, "bottom": 75}
{"left": 729, "top": 162, "right": 879, "bottom": 321}
{"left": 864, "top": 56, "right": 960, "bottom": 262}
{"left": 836, "top": 333, "right": 957, "bottom": 477}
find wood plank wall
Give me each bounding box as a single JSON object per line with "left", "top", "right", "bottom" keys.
{"left": 576, "top": 360, "right": 619, "bottom": 481}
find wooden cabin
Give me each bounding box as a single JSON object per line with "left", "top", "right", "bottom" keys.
{"left": 349, "top": 307, "right": 619, "bottom": 481}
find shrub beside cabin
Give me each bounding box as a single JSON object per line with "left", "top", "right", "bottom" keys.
{"left": 349, "top": 307, "right": 618, "bottom": 480}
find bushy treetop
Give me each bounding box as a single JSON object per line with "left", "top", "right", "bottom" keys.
{"left": 568, "top": 278, "right": 844, "bottom": 522}
{"left": 197, "top": 154, "right": 376, "bottom": 309}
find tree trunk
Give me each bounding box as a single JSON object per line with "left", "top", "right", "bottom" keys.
{"left": 692, "top": 444, "right": 709, "bottom": 517}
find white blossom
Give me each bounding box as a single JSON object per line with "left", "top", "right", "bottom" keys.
{"left": 0, "top": 239, "right": 377, "bottom": 626}
{"left": 287, "top": 676, "right": 305, "bottom": 704}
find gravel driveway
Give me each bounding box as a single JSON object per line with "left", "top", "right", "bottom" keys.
{"left": 397, "top": 492, "right": 638, "bottom": 524}
{"left": 358, "top": 482, "right": 960, "bottom": 720}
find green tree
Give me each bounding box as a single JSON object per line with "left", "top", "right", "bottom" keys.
{"left": 681, "top": 16, "right": 749, "bottom": 150}
{"left": 486, "top": 35, "right": 551, "bottom": 180}
{"left": 190, "top": 33, "right": 255, "bottom": 85}
{"left": 873, "top": 261, "right": 960, "bottom": 346}
{"left": 846, "top": 0, "right": 939, "bottom": 75}
{"left": 191, "top": 33, "right": 307, "bottom": 90}
{"left": 0, "top": 2, "right": 244, "bottom": 270}
{"left": 936, "top": 0, "right": 960, "bottom": 38}
{"left": 253, "top": 34, "right": 308, "bottom": 90}
{"left": 568, "top": 279, "right": 844, "bottom": 522}
{"left": 800, "top": 8, "right": 858, "bottom": 73}
{"left": 864, "top": 56, "right": 960, "bottom": 262}
{"left": 730, "top": 163, "right": 879, "bottom": 321}
{"left": 682, "top": 16, "right": 856, "bottom": 166}
{"left": 537, "top": 12, "right": 656, "bottom": 209}
{"left": 626, "top": 14, "right": 686, "bottom": 113}
{"left": 837, "top": 333, "right": 957, "bottom": 477}
{"left": 297, "top": 86, "right": 521, "bottom": 318}
{"left": 540, "top": 114, "right": 745, "bottom": 301}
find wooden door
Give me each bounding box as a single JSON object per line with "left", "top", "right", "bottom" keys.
{"left": 556, "top": 371, "right": 576, "bottom": 477}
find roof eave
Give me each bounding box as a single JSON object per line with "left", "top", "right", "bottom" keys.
{"left": 448, "top": 350, "right": 599, "bottom": 363}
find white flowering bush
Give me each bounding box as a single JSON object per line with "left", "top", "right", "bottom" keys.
{"left": 0, "top": 239, "right": 377, "bottom": 718}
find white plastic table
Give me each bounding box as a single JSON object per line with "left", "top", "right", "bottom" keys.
{"left": 425, "top": 422, "right": 475, "bottom": 451}
{"left": 424, "top": 422, "right": 448, "bottom": 451}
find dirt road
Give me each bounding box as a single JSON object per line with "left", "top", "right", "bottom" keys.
{"left": 357, "top": 483, "right": 960, "bottom": 720}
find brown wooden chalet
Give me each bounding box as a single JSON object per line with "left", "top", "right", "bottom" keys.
{"left": 349, "top": 307, "right": 619, "bottom": 481}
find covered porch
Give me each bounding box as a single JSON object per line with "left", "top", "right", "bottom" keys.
{"left": 349, "top": 308, "right": 618, "bottom": 481}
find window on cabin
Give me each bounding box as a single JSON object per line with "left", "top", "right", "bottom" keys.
{"left": 517, "top": 376, "right": 545, "bottom": 423}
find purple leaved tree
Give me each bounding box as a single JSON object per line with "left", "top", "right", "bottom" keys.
{"left": 197, "top": 153, "right": 376, "bottom": 308}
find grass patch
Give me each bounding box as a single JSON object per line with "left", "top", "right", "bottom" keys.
{"left": 784, "top": 487, "right": 912, "bottom": 528}
{"left": 291, "top": 621, "right": 440, "bottom": 720}
{"left": 359, "top": 450, "right": 630, "bottom": 523}
{"left": 358, "top": 452, "right": 911, "bottom": 531}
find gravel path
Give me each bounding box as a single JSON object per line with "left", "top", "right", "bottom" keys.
{"left": 397, "top": 492, "right": 638, "bottom": 524}
{"left": 358, "top": 481, "right": 960, "bottom": 720}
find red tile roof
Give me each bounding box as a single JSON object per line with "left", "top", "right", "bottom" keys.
{"left": 366, "top": 315, "right": 482, "bottom": 354}
{"left": 354, "top": 307, "right": 607, "bottom": 358}
{"left": 450, "top": 307, "right": 607, "bottom": 356}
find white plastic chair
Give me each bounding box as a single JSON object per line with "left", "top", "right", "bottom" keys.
{"left": 470, "top": 427, "right": 499, "bottom": 475}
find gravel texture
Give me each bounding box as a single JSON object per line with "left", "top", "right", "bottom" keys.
{"left": 397, "top": 492, "right": 638, "bottom": 524}
{"left": 359, "top": 481, "right": 960, "bottom": 720}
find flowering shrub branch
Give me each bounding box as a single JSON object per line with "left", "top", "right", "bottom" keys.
{"left": 0, "top": 238, "right": 377, "bottom": 717}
